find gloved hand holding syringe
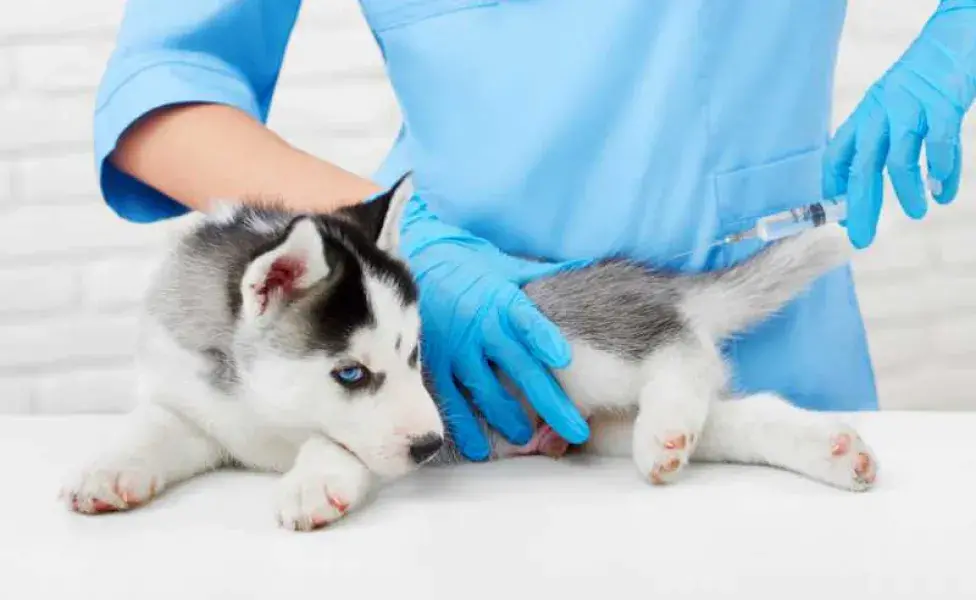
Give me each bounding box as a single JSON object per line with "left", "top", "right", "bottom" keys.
{"left": 725, "top": 170, "right": 943, "bottom": 244}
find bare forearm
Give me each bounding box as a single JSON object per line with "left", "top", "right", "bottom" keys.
{"left": 110, "top": 103, "right": 384, "bottom": 214}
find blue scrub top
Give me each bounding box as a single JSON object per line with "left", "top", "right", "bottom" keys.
{"left": 94, "top": 0, "right": 879, "bottom": 411}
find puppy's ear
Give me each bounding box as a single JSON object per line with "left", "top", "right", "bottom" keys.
{"left": 340, "top": 173, "right": 414, "bottom": 255}
{"left": 240, "top": 217, "right": 331, "bottom": 322}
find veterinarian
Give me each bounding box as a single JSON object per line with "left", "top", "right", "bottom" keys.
{"left": 95, "top": 1, "right": 976, "bottom": 461}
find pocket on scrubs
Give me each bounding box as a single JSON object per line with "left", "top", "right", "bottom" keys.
{"left": 359, "top": 0, "right": 498, "bottom": 33}
{"left": 713, "top": 147, "right": 825, "bottom": 245}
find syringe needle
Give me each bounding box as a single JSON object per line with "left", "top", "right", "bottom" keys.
{"left": 721, "top": 229, "right": 757, "bottom": 245}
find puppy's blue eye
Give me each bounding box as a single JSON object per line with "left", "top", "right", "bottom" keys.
{"left": 331, "top": 365, "right": 369, "bottom": 387}
{"left": 336, "top": 367, "right": 363, "bottom": 382}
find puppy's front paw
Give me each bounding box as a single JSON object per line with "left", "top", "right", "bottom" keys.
{"left": 274, "top": 463, "right": 372, "bottom": 532}
{"left": 61, "top": 466, "right": 161, "bottom": 514}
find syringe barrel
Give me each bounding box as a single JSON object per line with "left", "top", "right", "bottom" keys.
{"left": 754, "top": 197, "right": 847, "bottom": 241}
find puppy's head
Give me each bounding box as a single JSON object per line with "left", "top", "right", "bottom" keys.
{"left": 233, "top": 175, "right": 443, "bottom": 478}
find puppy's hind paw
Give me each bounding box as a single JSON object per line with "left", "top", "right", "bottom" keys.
{"left": 829, "top": 431, "right": 878, "bottom": 491}
{"left": 635, "top": 430, "right": 698, "bottom": 485}
{"left": 785, "top": 421, "right": 878, "bottom": 492}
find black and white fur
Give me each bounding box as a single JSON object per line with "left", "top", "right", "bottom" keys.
{"left": 61, "top": 175, "right": 877, "bottom": 531}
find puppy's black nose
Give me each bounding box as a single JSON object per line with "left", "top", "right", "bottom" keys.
{"left": 408, "top": 433, "right": 444, "bottom": 464}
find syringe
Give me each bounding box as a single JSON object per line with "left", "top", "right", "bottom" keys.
{"left": 722, "top": 197, "right": 848, "bottom": 244}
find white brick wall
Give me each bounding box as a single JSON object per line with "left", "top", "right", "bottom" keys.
{"left": 1, "top": 0, "right": 973, "bottom": 414}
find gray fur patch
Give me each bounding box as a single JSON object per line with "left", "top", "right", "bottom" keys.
{"left": 523, "top": 258, "right": 687, "bottom": 361}
{"left": 202, "top": 347, "right": 239, "bottom": 393}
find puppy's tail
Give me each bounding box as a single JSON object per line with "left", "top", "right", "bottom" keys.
{"left": 680, "top": 226, "right": 853, "bottom": 340}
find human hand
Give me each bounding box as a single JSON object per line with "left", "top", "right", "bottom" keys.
{"left": 822, "top": 1, "right": 976, "bottom": 249}
{"left": 398, "top": 195, "right": 592, "bottom": 461}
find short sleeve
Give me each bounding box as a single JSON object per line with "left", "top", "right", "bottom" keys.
{"left": 93, "top": 0, "right": 302, "bottom": 223}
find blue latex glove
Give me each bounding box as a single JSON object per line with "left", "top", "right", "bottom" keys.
{"left": 823, "top": 0, "right": 976, "bottom": 249}
{"left": 399, "top": 195, "right": 592, "bottom": 461}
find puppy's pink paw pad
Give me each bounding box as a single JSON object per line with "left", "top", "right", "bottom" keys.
{"left": 663, "top": 434, "right": 687, "bottom": 451}
{"left": 649, "top": 457, "right": 683, "bottom": 485}
{"left": 831, "top": 433, "right": 851, "bottom": 456}
{"left": 328, "top": 495, "right": 349, "bottom": 514}
{"left": 825, "top": 429, "right": 878, "bottom": 490}
{"left": 854, "top": 452, "right": 876, "bottom": 484}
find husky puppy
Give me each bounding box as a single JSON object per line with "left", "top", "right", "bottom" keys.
{"left": 61, "top": 175, "right": 877, "bottom": 531}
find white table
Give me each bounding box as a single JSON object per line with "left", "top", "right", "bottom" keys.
{"left": 2, "top": 412, "right": 973, "bottom": 600}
